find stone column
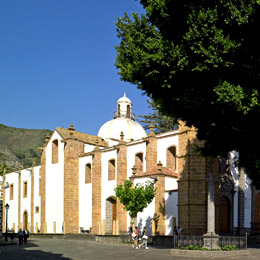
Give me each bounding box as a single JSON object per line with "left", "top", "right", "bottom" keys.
{"left": 116, "top": 132, "right": 127, "bottom": 234}
{"left": 40, "top": 135, "right": 49, "bottom": 233}
{"left": 154, "top": 171, "right": 165, "bottom": 235}
{"left": 64, "top": 136, "right": 83, "bottom": 233}
{"left": 178, "top": 121, "right": 207, "bottom": 235}
{"left": 92, "top": 145, "right": 102, "bottom": 234}
{"left": 146, "top": 123, "right": 157, "bottom": 172}
{"left": 203, "top": 169, "right": 219, "bottom": 249}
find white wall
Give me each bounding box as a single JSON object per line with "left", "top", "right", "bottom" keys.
{"left": 127, "top": 142, "right": 146, "bottom": 178}
{"left": 79, "top": 155, "right": 93, "bottom": 230}
{"left": 20, "top": 169, "right": 31, "bottom": 231}
{"left": 229, "top": 151, "right": 239, "bottom": 227}
{"left": 134, "top": 177, "right": 155, "bottom": 236}
{"left": 45, "top": 131, "right": 64, "bottom": 233}
{"left": 5, "top": 172, "right": 19, "bottom": 232}
{"left": 165, "top": 191, "right": 178, "bottom": 235}
{"left": 157, "top": 134, "right": 178, "bottom": 170}
{"left": 34, "top": 166, "right": 41, "bottom": 232}
{"left": 244, "top": 174, "right": 252, "bottom": 228}
{"left": 84, "top": 144, "right": 95, "bottom": 153}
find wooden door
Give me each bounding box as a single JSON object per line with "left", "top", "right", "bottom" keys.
{"left": 219, "top": 196, "right": 230, "bottom": 233}
{"left": 23, "top": 211, "right": 28, "bottom": 230}
{"left": 255, "top": 193, "right": 260, "bottom": 233}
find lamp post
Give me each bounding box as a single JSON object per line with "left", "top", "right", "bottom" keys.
{"left": 5, "top": 203, "right": 10, "bottom": 242}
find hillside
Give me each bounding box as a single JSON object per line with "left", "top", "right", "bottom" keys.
{"left": 0, "top": 123, "right": 52, "bottom": 173}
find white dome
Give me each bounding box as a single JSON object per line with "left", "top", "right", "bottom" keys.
{"left": 98, "top": 94, "right": 147, "bottom": 142}
{"left": 98, "top": 117, "right": 147, "bottom": 142}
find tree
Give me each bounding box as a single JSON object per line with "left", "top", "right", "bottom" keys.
{"left": 114, "top": 180, "right": 156, "bottom": 221}
{"left": 0, "top": 163, "right": 12, "bottom": 175}
{"left": 115, "top": 0, "right": 260, "bottom": 187}
{"left": 138, "top": 98, "right": 178, "bottom": 133}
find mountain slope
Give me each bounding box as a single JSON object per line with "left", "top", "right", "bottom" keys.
{"left": 0, "top": 123, "right": 52, "bottom": 172}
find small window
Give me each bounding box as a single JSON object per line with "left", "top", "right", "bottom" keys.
{"left": 108, "top": 159, "right": 116, "bottom": 180}
{"left": 23, "top": 181, "right": 28, "bottom": 198}
{"left": 127, "top": 105, "right": 130, "bottom": 118}
{"left": 35, "top": 206, "right": 39, "bottom": 213}
{"left": 10, "top": 184, "right": 14, "bottom": 200}
{"left": 85, "top": 163, "right": 91, "bottom": 184}
{"left": 166, "top": 146, "right": 176, "bottom": 171}
{"left": 135, "top": 153, "right": 143, "bottom": 174}
{"left": 52, "top": 139, "right": 59, "bottom": 164}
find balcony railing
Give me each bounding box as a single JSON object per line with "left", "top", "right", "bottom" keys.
{"left": 113, "top": 111, "right": 135, "bottom": 120}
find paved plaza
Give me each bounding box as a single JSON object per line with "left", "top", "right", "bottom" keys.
{"left": 1, "top": 238, "right": 260, "bottom": 260}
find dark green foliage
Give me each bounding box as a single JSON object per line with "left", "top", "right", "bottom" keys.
{"left": 115, "top": 0, "right": 260, "bottom": 187}
{"left": 0, "top": 123, "right": 52, "bottom": 171}
{"left": 138, "top": 99, "right": 178, "bottom": 133}
{"left": 114, "top": 180, "right": 156, "bottom": 218}
{"left": 0, "top": 163, "right": 12, "bottom": 176}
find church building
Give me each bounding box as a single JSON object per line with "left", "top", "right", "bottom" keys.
{"left": 2, "top": 94, "right": 259, "bottom": 236}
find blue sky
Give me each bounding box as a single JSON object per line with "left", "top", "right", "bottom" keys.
{"left": 0, "top": 0, "right": 151, "bottom": 135}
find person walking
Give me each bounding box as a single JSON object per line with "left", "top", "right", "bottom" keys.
{"left": 128, "top": 226, "right": 133, "bottom": 242}
{"left": 24, "top": 228, "right": 29, "bottom": 244}
{"left": 139, "top": 227, "right": 149, "bottom": 249}
{"left": 132, "top": 226, "right": 139, "bottom": 249}
{"left": 17, "top": 229, "right": 24, "bottom": 245}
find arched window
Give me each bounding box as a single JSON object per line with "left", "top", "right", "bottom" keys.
{"left": 85, "top": 163, "right": 91, "bottom": 184}
{"left": 117, "top": 104, "right": 120, "bottom": 117}
{"left": 135, "top": 152, "right": 143, "bottom": 174}
{"left": 108, "top": 159, "right": 116, "bottom": 181}
{"left": 52, "top": 139, "right": 59, "bottom": 164}
{"left": 166, "top": 146, "right": 176, "bottom": 171}
{"left": 127, "top": 105, "right": 130, "bottom": 118}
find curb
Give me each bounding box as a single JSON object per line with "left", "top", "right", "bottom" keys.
{"left": 170, "top": 249, "right": 250, "bottom": 258}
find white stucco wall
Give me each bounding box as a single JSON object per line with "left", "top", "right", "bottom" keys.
{"left": 157, "top": 134, "right": 178, "bottom": 170}
{"left": 45, "top": 131, "right": 64, "bottom": 233}
{"left": 134, "top": 178, "right": 155, "bottom": 236}
{"left": 34, "top": 166, "right": 41, "bottom": 232}
{"left": 229, "top": 151, "right": 239, "bottom": 227}
{"left": 20, "top": 169, "right": 31, "bottom": 231}
{"left": 84, "top": 144, "right": 95, "bottom": 153}
{"left": 5, "top": 172, "right": 19, "bottom": 232}
{"left": 127, "top": 142, "right": 146, "bottom": 178}
{"left": 79, "top": 155, "right": 93, "bottom": 230}
{"left": 244, "top": 174, "right": 252, "bottom": 228}
{"left": 165, "top": 191, "right": 178, "bottom": 235}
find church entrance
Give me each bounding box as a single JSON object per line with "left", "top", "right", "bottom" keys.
{"left": 23, "top": 210, "right": 28, "bottom": 230}
{"left": 219, "top": 196, "right": 231, "bottom": 233}
{"left": 254, "top": 193, "right": 260, "bottom": 234}
{"left": 105, "top": 197, "right": 117, "bottom": 234}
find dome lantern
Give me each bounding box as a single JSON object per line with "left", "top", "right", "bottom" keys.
{"left": 114, "top": 92, "right": 135, "bottom": 120}
{"left": 98, "top": 94, "right": 147, "bottom": 143}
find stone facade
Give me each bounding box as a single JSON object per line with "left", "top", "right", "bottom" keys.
{"left": 2, "top": 96, "right": 257, "bottom": 237}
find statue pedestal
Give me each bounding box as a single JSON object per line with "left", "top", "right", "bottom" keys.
{"left": 203, "top": 233, "right": 219, "bottom": 250}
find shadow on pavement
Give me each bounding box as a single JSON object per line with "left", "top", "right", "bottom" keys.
{"left": 0, "top": 241, "right": 72, "bottom": 260}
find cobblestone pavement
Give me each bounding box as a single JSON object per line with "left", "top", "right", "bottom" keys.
{"left": 1, "top": 238, "right": 260, "bottom": 260}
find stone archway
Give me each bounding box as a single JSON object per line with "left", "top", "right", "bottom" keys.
{"left": 219, "top": 196, "right": 231, "bottom": 233}
{"left": 105, "top": 197, "right": 117, "bottom": 234}
{"left": 23, "top": 210, "right": 28, "bottom": 230}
